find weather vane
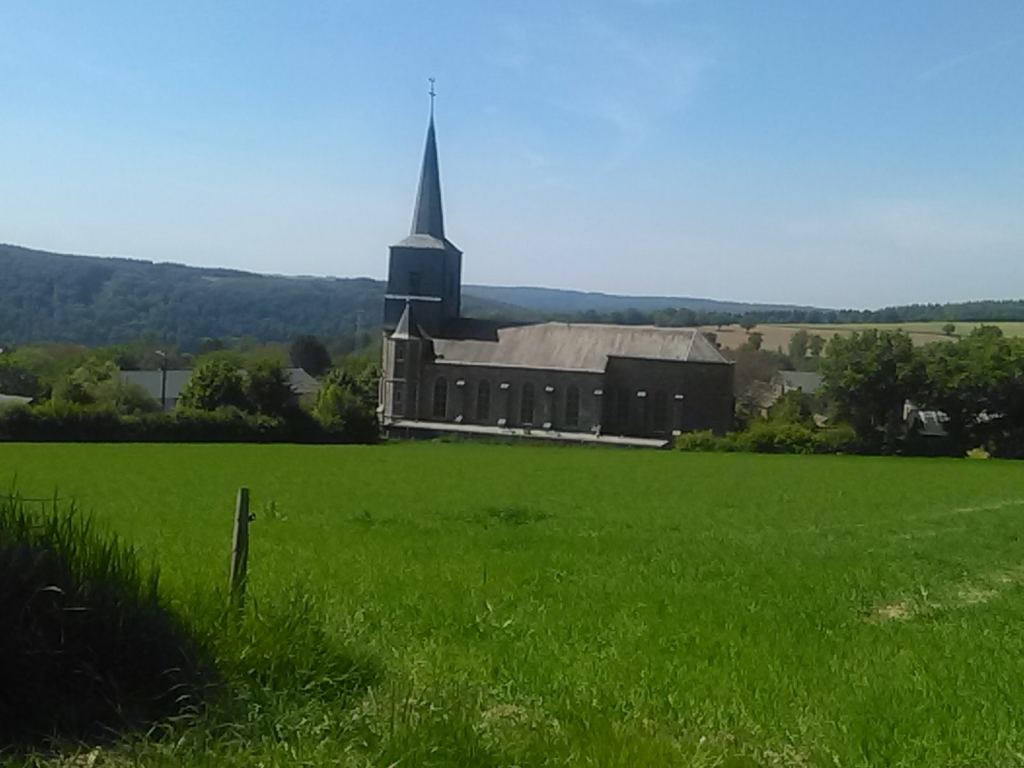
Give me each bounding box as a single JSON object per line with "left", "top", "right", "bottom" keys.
{"left": 429, "top": 77, "right": 436, "bottom": 117}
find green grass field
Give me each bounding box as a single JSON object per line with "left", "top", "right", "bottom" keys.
{"left": 3, "top": 443, "right": 1024, "bottom": 767}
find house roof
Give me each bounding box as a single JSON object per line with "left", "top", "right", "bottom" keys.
{"left": 285, "top": 367, "right": 321, "bottom": 395}
{"left": 777, "top": 371, "right": 823, "bottom": 393}
{"left": 120, "top": 368, "right": 320, "bottom": 401}
{"left": 0, "top": 393, "right": 32, "bottom": 407}
{"left": 391, "top": 302, "right": 419, "bottom": 340}
{"left": 431, "top": 322, "right": 730, "bottom": 373}
{"left": 120, "top": 370, "right": 193, "bottom": 401}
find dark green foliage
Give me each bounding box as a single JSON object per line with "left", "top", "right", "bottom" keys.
{"left": 0, "top": 404, "right": 376, "bottom": 443}
{"left": 289, "top": 334, "right": 332, "bottom": 377}
{"left": 177, "top": 359, "right": 248, "bottom": 411}
{"left": 819, "top": 330, "right": 925, "bottom": 451}
{"left": 0, "top": 244, "right": 384, "bottom": 348}
{"left": 314, "top": 362, "right": 381, "bottom": 444}
{"left": 0, "top": 495, "right": 212, "bottom": 747}
{"left": 0, "top": 362, "right": 41, "bottom": 398}
{"left": 918, "top": 326, "right": 1024, "bottom": 457}
{"left": 5, "top": 243, "right": 1024, "bottom": 351}
{"left": 676, "top": 423, "right": 860, "bottom": 454}
{"left": 244, "top": 361, "right": 295, "bottom": 418}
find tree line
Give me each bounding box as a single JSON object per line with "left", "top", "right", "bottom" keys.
{"left": 0, "top": 334, "right": 379, "bottom": 443}
{"left": 4, "top": 243, "right": 1024, "bottom": 349}
{"left": 820, "top": 326, "right": 1024, "bottom": 457}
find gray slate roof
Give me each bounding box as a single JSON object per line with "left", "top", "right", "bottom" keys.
{"left": 411, "top": 117, "right": 445, "bottom": 240}
{"left": 0, "top": 393, "right": 32, "bottom": 407}
{"left": 120, "top": 368, "right": 320, "bottom": 402}
{"left": 120, "top": 370, "right": 193, "bottom": 401}
{"left": 777, "top": 371, "right": 823, "bottom": 393}
{"left": 431, "top": 323, "right": 730, "bottom": 372}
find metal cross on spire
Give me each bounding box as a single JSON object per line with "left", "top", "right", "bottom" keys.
{"left": 428, "top": 77, "right": 436, "bottom": 118}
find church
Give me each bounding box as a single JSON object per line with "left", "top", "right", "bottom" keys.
{"left": 379, "top": 109, "right": 734, "bottom": 447}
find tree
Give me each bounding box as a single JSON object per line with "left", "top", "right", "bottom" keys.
{"left": 177, "top": 359, "right": 247, "bottom": 411}
{"left": 289, "top": 335, "right": 332, "bottom": 377}
{"left": 942, "top": 323, "right": 956, "bottom": 337}
{"left": 314, "top": 365, "right": 379, "bottom": 441}
{"left": 918, "top": 326, "right": 1024, "bottom": 455}
{"left": 245, "top": 361, "right": 295, "bottom": 417}
{"left": 819, "top": 329, "right": 925, "bottom": 450}
{"left": 0, "top": 363, "right": 41, "bottom": 398}
{"left": 739, "top": 317, "right": 758, "bottom": 332}
{"left": 737, "top": 331, "right": 763, "bottom": 353}
{"left": 788, "top": 329, "right": 811, "bottom": 361}
{"left": 808, "top": 334, "right": 826, "bottom": 357}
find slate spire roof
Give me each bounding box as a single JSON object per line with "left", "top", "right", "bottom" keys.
{"left": 391, "top": 300, "right": 419, "bottom": 340}
{"left": 410, "top": 115, "right": 445, "bottom": 239}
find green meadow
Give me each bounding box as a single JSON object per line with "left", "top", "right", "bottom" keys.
{"left": 3, "top": 442, "right": 1024, "bottom": 767}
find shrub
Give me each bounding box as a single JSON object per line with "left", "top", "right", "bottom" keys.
{"left": 177, "top": 359, "right": 247, "bottom": 411}
{"left": 674, "top": 430, "right": 722, "bottom": 452}
{"left": 676, "top": 422, "right": 864, "bottom": 455}
{"left": 0, "top": 404, "right": 378, "bottom": 444}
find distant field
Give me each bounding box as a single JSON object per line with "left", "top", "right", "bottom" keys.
{"left": 3, "top": 443, "right": 1024, "bottom": 766}
{"left": 703, "top": 321, "right": 1024, "bottom": 352}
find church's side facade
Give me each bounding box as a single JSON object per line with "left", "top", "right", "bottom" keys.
{"left": 379, "top": 113, "right": 734, "bottom": 445}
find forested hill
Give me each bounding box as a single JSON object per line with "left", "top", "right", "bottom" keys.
{"left": 2, "top": 243, "right": 1023, "bottom": 347}
{"left": 0, "top": 244, "right": 393, "bottom": 347}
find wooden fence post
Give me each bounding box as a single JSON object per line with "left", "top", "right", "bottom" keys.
{"left": 229, "top": 487, "right": 250, "bottom": 605}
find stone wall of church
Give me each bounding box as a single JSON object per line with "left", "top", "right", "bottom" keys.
{"left": 409, "top": 357, "right": 734, "bottom": 438}
{"left": 603, "top": 357, "right": 734, "bottom": 436}
{"left": 415, "top": 363, "right": 605, "bottom": 433}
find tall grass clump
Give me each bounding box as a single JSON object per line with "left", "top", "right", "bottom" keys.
{"left": 0, "top": 494, "right": 214, "bottom": 749}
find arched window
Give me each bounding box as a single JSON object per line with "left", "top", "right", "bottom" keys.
{"left": 520, "top": 383, "right": 535, "bottom": 425}
{"left": 476, "top": 380, "right": 491, "bottom": 421}
{"left": 616, "top": 388, "right": 630, "bottom": 430}
{"left": 565, "top": 385, "right": 580, "bottom": 427}
{"left": 653, "top": 391, "right": 668, "bottom": 434}
{"left": 393, "top": 343, "right": 405, "bottom": 377}
{"left": 432, "top": 377, "right": 448, "bottom": 419}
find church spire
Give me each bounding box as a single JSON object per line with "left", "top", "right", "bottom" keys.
{"left": 410, "top": 82, "right": 445, "bottom": 240}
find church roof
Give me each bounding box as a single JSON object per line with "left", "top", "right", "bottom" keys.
{"left": 392, "top": 233, "right": 462, "bottom": 252}
{"left": 390, "top": 302, "right": 420, "bottom": 340}
{"left": 411, "top": 117, "right": 445, "bottom": 239}
{"left": 430, "top": 322, "right": 730, "bottom": 372}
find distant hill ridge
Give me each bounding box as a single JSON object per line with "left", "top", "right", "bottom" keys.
{"left": 1, "top": 243, "right": 1022, "bottom": 347}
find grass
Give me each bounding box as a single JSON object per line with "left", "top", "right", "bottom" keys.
{"left": 1, "top": 442, "right": 1024, "bottom": 766}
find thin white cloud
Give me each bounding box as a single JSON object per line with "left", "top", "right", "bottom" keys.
{"left": 491, "top": 10, "right": 715, "bottom": 172}
{"left": 919, "top": 34, "right": 1024, "bottom": 81}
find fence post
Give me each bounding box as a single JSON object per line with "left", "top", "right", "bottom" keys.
{"left": 229, "top": 487, "right": 250, "bottom": 605}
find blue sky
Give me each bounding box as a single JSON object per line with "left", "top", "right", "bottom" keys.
{"left": 0, "top": 1, "right": 1021, "bottom": 309}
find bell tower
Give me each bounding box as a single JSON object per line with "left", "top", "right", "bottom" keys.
{"left": 383, "top": 85, "right": 462, "bottom": 337}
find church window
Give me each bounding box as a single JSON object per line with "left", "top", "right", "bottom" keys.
{"left": 394, "top": 344, "right": 405, "bottom": 377}
{"left": 565, "top": 386, "right": 580, "bottom": 427}
{"left": 392, "top": 385, "right": 403, "bottom": 417}
{"left": 477, "top": 380, "right": 491, "bottom": 421}
{"left": 653, "top": 391, "right": 668, "bottom": 433}
{"left": 432, "top": 377, "right": 448, "bottom": 418}
{"left": 616, "top": 388, "right": 630, "bottom": 428}
{"left": 641, "top": 392, "right": 651, "bottom": 432}
{"left": 409, "top": 270, "right": 423, "bottom": 296}
{"left": 521, "top": 383, "right": 535, "bottom": 425}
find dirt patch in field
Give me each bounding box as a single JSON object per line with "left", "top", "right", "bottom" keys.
{"left": 873, "top": 601, "right": 913, "bottom": 622}
{"left": 957, "top": 587, "right": 998, "bottom": 606}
